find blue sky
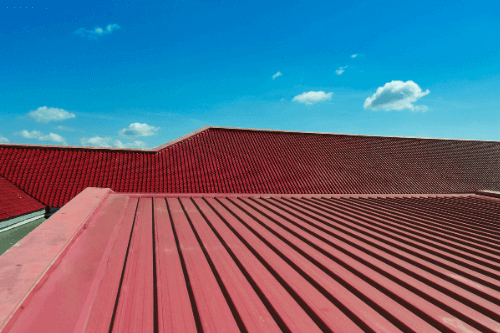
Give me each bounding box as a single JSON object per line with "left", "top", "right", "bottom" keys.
{"left": 1, "top": 0, "right": 499, "bottom": 148}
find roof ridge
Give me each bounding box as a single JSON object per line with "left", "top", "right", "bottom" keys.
{"left": 208, "top": 126, "right": 500, "bottom": 143}
{"left": 0, "top": 126, "right": 213, "bottom": 153}
{"left": 152, "top": 126, "right": 211, "bottom": 151}
{"left": 1, "top": 126, "right": 499, "bottom": 152}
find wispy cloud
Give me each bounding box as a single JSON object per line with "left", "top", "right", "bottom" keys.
{"left": 0, "top": 134, "right": 8, "bottom": 143}
{"left": 17, "top": 130, "right": 43, "bottom": 139}
{"left": 351, "top": 54, "right": 358, "bottom": 58}
{"left": 114, "top": 140, "right": 148, "bottom": 149}
{"left": 364, "top": 80, "right": 430, "bottom": 111}
{"left": 335, "top": 66, "right": 348, "bottom": 75}
{"left": 39, "top": 133, "right": 67, "bottom": 145}
{"left": 74, "top": 24, "right": 120, "bottom": 40}
{"left": 292, "top": 91, "right": 333, "bottom": 105}
{"left": 29, "top": 106, "right": 75, "bottom": 123}
{"left": 56, "top": 125, "right": 76, "bottom": 131}
{"left": 119, "top": 123, "right": 159, "bottom": 137}
{"left": 16, "top": 130, "right": 67, "bottom": 145}
{"left": 80, "top": 136, "right": 112, "bottom": 147}
{"left": 80, "top": 136, "right": 148, "bottom": 149}
{"left": 272, "top": 71, "right": 283, "bottom": 80}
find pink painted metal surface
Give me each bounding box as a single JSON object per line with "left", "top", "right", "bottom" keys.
{"left": 0, "top": 187, "right": 111, "bottom": 332}
{"left": 2, "top": 126, "right": 500, "bottom": 208}
{"left": 2, "top": 191, "right": 500, "bottom": 332}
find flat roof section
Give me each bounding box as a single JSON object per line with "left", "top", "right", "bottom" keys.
{"left": 1, "top": 189, "right": 500, "bottom": 332}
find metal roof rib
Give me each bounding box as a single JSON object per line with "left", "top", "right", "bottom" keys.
{"left": 2, "top": 190, "right": 500, "bottom": 332}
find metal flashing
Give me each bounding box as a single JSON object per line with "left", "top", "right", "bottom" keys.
{"left": 0, "top": 209, "right": 45, "bottom": 231}
{"left": 0, "top": 187, "right": 112, "bottom": 332}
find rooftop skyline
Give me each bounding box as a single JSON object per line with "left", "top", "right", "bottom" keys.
{"left": 1, "top": 0, "right": 499, "bottom": 148}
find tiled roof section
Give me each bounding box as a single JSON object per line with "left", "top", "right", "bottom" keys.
{"left": 2, "top": 127, "right": 500, "bottom": 207}
{"left": 2, "top": 192, "right": 500, "bottom": 332}
{"left": 0, "top": 176, "right": 45, "bottom": 221}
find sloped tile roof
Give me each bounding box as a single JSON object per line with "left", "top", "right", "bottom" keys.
{"left": 0, "top": 176, "right": 45, "bottom": 221}
{"left": 1, "top": 126, "right": 500, "bottom": 208}
{"left": 2, "top": 190, "right": 500, "bottom": 332}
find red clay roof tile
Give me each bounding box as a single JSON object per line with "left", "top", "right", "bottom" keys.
{"left": 0, "top": 176, "right": 45, "bottom": 221}
{"left": 1, "top": 127, "right": 500, "bottom": 207}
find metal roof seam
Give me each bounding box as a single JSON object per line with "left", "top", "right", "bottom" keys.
{"left": 151, "top": 197, "right": 159, "bottom": 333}
{"left": 332, "top": 197, "right": 500, "bottom": 256}
{"left": 270, "top": 197, "right": 500, "bottom": 306}
{"left": 241, "top": 197, "right": 417, "bottom": 332}
{"left": 177, "top": 198, "right": 248, "bottom": 333}
{"left": 350, "top": 196, "right": 500, "bottom": 244}
{"left": 262, "top": 197, "right": 500, "bottom": 332}
{"left": 395, "top": 197, "right": 500, "bottom": 233}
{"left": 197, "top": 197, "right": 292, "bottom": 333}
{"left": 163, "top": 197, "right": 204, "bottom": 332}
{"left": 304, "top": 197, "right": 500, "bottom": 271}
{"left": 213, "top": 197, "right": 332, "bottom": 333}
{"left": 363, "top": 197, "right": 500, "bottom": 239}
{"left": 3, "top": 193, "right": 500, "bottom": 332}
{"left": 107, "top": 198, "right": 140, "bottom": 333}
{"left": 284, "top": 197, "right": 500, "bottom": 287}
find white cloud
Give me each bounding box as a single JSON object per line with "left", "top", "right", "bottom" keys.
{"left": 335, "top": 66, "right": 347, "bottom": 75}
{"left": 74, "top": 23, "right": 120, "bottom": 40}
{"left": 292, "top": 91, "right": 333, "bottom": 105}
{"left": 0, "top": 135, "right": 8, "bottom": 143}
{"left": 18, "top": 130, "right": 43, "bottom": 139}
{"left": 16, "top": 130, "right": 67, "bottom": 145}
{"left": 80, "top": 136, "right": 112, "bottom": 147}
{"left": 79, "top": 137, "right": 148, "bottom": 149}
{"left": 119, "top": 123, "right": 159, "bottom": 137}
{"left": 351, "top": 54, "right": 358, "bottom": 58}
{"left": 272, "top": 71, "right": 283, "bottom": 80}
{"left": 39, "top": 133, "right": 67, "bottom": 144}
{"left": 114, "top": 140, "right": 148, "bottom": 149}
{"left": 364, "top": 80, "right": 430, "bottom": 111}
{"left": 56, "top": 125, "right": 76, "bottom": 131}
{"left": 29, "top": 106, "right": 75, "bottom": 123}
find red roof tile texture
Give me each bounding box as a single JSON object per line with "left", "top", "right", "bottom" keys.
{"left": 0, "top": 176, "right": 45, "bottom": 221}
{"left": 1, "top": 127, "right": 500, "bottom": 207}
{"left": 2, "top": 191, "right": 500, "bottom": 332}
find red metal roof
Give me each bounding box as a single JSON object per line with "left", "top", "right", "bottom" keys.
{"left": 2, "top": 126, "right": 500, "bottom": 208}
{"left": 2, "top": 189, "right": 500, "bottom": 332}
{"left": 0, "top": 176, "right": 45, "bottom": 221}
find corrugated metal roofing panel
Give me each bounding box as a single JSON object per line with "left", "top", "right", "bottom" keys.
{"left": 2, "top": 190, "right": 500, "bottom": 332}
{"left": 2, "top": 127, "right": 500, "bottom": 207}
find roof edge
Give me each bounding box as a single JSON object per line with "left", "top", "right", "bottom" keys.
{"left": 209, "top": 126, "right": 500, "bottom": 143}
{"left": 152, "top": 126, "right": 211, "bottom": 151}
{"left": 475, "top": 190, "right": 500, "bottom": 200}
{"left": 0, "top": 142, "right": 156, "bottom": 153}
{"left": 109, "top": 192, "right": 474, "bottom": 199}
{"left": 2, "top": 125, "right": 499, "bottom": 152}
{"left": 0, "top": 187, "right": 113, "bottom": 332}
{"left": 0, "top": 126, "right": 213, "bottom": 153}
